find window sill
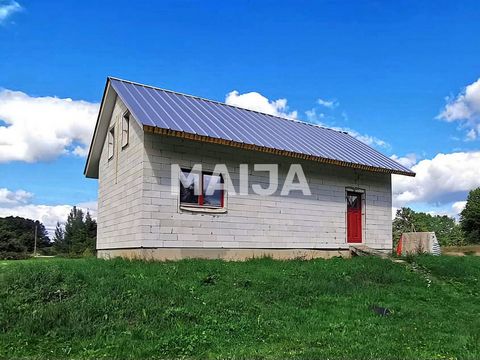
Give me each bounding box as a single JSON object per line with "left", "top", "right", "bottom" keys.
{"left": 179, "top": 205, "right": 227, "bottom": 214}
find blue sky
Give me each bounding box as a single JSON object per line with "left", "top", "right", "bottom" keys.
{"left": 1, "top": 0, "right": 480, "bottom": 230}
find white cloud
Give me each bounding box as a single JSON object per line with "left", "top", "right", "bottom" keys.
{"left": 304, "top": 108, "right": 326, "bottom": 124}
{"left": 310, "top": 120, "right": 388, "bottom": 147}
{"left": 438, "top": 78, "right": 480, "bottom": 139}
{"left": 77, "top": 201, "right": 98, "bottom": 215}
{"left": 391, "top": 207, "right": 399, "bottom": 220}
{"left": 225, "top": 90, "right": 298, "bottom": 119}
{"left": 305, "top": 108, "right": 325, "bottom": 122}
{"left": 0, "top": 187, "right": 33, "bottom": 206}
{"left": 452, "top": 201, "right": 467, "bottom": 215}
{"left": 305, "top": 106, "right": 388, "bottom": 148}
{"left": 392, "top": 151, "right": 480, "bottom": 207}
{"left": 225, "top": 90, "right": 388, "bottom": 148}
{"left": 0, "top": 0, "right": 21, "bottom": 23}
{"left": 0, "top": 89, "right": 99, "bottom": 163}
{"left": 393, "top": 199, "right": 466, "bottom": 221}
{"left": 72, "top": 145, "right": 89, "bottom": 157}
{"left": 317, "top": 98, "right": 338, "bottom": 109}
{"left": 317, "top": 120, "right": 388, "bottom": 148}
{"left": 422, "top": 201, "right": 467, "bottom": 220}
{"left": 466, "top": 128, "right": 477, "bottom": 141}
{"left": 0, "top": 204, "right": 73, "bottom": 234}
{"left": 0, "top": 187, "right": 97, "bottom": 236}
{"left": 345, "top": 128, "right": 389, "bottom": 148}
{"left": 390, "top": 153, "right": 417, "bottom": 169}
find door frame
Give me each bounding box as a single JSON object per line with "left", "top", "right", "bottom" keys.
{"left": 345, "top": 187, "right": 366, "bottom": 244}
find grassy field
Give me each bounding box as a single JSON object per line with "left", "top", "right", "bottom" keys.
{"left": 443, "top": 245, "right": 480, "bottom": 256}
{"left": 1, "top": 256, "right": 479, "bottom": 359}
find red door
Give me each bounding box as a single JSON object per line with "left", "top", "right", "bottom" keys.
{"left": 347, "top": 192, "right": 362, "bottom": 243}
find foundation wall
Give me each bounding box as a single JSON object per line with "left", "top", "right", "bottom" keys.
{"left": 97, "top": 247, "right": 351, "bottom": 261}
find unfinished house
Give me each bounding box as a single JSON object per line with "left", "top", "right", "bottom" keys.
{"left": 84, "top": 77, "right": 415, "bottom": 260}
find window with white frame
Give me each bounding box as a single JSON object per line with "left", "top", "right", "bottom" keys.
{"left": 121, "top": 111, "right": 129, "bottom": 148}
{"left": 180, "top": 168, "right": 224, "bottom": 208}
{"left": 108, "top": 127, "right": 115, "bottom": 160}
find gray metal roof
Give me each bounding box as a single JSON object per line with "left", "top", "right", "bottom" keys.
{"left": 109, "top": 77, "right": 414, "bottom": 176}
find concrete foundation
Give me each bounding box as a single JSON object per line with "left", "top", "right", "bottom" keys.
{"left": 97, "top": 247, "right": 351, "bottom": 261}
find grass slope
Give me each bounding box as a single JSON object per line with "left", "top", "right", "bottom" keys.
{"left": 1, "top": 256, "right": 479, "bottom": 359}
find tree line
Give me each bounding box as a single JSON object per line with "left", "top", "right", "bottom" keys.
{"left": 0, "top": 206, "right": 96, "bottom": 259}
{"left": 393, "top": 188, "right": 480, "bottom": 246}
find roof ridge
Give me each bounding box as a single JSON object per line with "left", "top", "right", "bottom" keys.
{"left": 108, "top": 76, "right": 348, "bottom": 135}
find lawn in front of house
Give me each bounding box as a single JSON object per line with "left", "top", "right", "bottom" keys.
{"left": 0, "top": 256, "right": 479, "bottom": 359}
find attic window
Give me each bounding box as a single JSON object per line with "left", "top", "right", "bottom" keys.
{"left": 122, "top": 111, "right": 130, "bottom": 148}
{"left": 108, "top": 127, "right": 115, "bottom": 160}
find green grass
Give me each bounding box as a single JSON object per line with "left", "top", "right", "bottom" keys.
{"left": 1, "top": 256, "right": 479, "bottom": 359}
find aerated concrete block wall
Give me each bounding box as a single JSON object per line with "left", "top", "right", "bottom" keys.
{"left": 137, "top": 133, "right": 392, "bottom": 251}
{"left": 96, "top": 103, "right": 393, "bottom": 253}
{"left": 96, "top": 97, "right": 145, "bottom": 249}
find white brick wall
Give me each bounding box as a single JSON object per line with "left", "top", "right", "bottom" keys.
{"left": 97, "top": 105, "right": 393, "bottom": 251}
{"left": 97, "top": 97, "right": 145, "bottom": 249}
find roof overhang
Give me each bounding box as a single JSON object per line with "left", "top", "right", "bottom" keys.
{"left": 143, "top": 125, "right": 416, "bottom": 177}
{"left": 84, "top": 78, "right": 117, "bottom": 178}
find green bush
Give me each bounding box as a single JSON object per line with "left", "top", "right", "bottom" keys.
{"left": 0, "top": 251, "right": 30, "bottom": 260}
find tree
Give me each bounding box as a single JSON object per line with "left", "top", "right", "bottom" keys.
{"left": 460, "top": 188, "right": 480, "bottom": 244}
{"left": 392, "top": 208, "right": 417, "bottom": 245}
{"left": 414, "top": 212, "right": 464, "bottom": 246}
{"left": 393, "top": 207, "right": 464, "bottom": 247}
{"left": 0, "top": 217, "right": 50, "bottom": 258}
{"left": 52, "top": 222, "right": 67, "bottom": 253}
{"left": 64, "top": 206, "right": 86, "bottom": 253}
{"left": 84, "top": 211, "right": 97, "bottom": 252}
{"left": 53, "top": 207, "right": 97, "bottom": 255}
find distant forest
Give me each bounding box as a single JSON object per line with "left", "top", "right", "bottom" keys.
{"left": 0, "top": 206, "right": 96, "bottom": 259}
{"left": 393, "top": 188, "right": 480, "bottom": 247}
